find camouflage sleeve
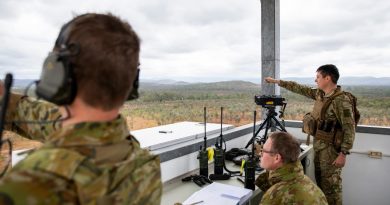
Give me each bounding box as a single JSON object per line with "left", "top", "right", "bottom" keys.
{"left": 332, "top": 95, "right": 355, "bottom": 152}
{"left": 279, "top": 80, "right": 317, "bottom": 100}
{"left": 0, "top": 170, "right": 71, "bottom": 205}
{"left": 4, "top": 93, "right": 61, "bottom": 142}
{"left": 255, "top": 171, "right": 271, "bottom": 192}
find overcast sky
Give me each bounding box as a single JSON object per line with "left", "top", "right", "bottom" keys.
{"left": 0, "top": 0, "right": 389, "bottom": 82}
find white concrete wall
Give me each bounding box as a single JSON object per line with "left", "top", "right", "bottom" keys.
{"left": 342, "top": 132, "right": 390, "bottom": 205}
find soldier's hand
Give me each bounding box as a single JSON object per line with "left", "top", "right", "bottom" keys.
{"left": 332, "top": 153, "right": 346, "bottom": 168}
{"left": 264, "top": 77, "right": 279, "bottom": 84}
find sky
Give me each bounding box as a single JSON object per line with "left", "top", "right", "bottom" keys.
{"left": 0, "top": 0, "right": 389, "bottom": 82}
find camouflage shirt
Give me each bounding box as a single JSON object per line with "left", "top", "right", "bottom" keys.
{"left": 259, "top": 161, "right": 328, "bottom": 205}
{"left": 0, "top": 93, "right": 162, "bottom": 205}
{"left": 279, "top": 80, "right": 355, "bottom": 152}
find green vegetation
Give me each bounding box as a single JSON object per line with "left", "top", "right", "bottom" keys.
{"left": 122, "top": 82, "right": 390, "bottom": 130}
{"left": 11, "top": 81, "right": 390, "bottom": 129}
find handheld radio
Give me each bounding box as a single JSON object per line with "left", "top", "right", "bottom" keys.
{"left": 214, "top": 107, "right": 224, "bottom": 175}
{"left": 198, "top": 107, "right": 208, "bottom": 177}
{"left": 209, "top": 107, "right": 231, "bottom": 180}
{"left": 244, "top": 110, "right": 257, "bottom": 190}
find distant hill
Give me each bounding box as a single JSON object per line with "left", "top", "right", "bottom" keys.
{"left": 11, "top": 77, "right": 390, "bottom": 90}
{"left": 141, "top": 80, "right": 260, "bottom": 93}
{"left": 13, "top": 79, "right": 36, "bottom": 89}
{"left": 142, "top": 77, "right": 390, "bottom": 86}
{"left": 284, "top": 77, "right": 390, "bottom": 86}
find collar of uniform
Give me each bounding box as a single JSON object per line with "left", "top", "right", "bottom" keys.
{"left": 268, "top": 161, "right": 304, "bottom": 185}
{"left": 324, "top": 85, "right": 342, "bottom": 98}
{"left": 46, "top": 115, "right": 129, "bottom": 146}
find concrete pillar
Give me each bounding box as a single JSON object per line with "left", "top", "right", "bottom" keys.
{"left": 260, "top": 0, "right": 280, "bottom": 96}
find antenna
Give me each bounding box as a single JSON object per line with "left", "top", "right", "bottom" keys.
{"left": 0, "top": 73, "right": 13, "bottom": 143}
{"left": 0, "top": 73, "right": 14, "bottom": 177}
{"left": 219, "top": 107, "right": 223, "bottom": 148}
{"left": 203, "top": 107, "right": 207, "bottom": 151}
{"left": 252, "top": 110, "right": 256, "bottom": 158}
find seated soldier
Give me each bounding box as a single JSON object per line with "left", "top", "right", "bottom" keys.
{"left": 0, "top": 13, "right": 162, "bottom": 205}
{"left": 256, "top": 132, "right": 328, "bottom": 205}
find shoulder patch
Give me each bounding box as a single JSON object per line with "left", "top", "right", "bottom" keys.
{"left": 14, "top": 148, "right": 86, "bottom": 179}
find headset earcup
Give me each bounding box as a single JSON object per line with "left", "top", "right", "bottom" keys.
{"left": 36, "top": 52, "right": 76, "bottom": 105}
{"left": 127, "top": 68, "right": 139, "bottom": 101}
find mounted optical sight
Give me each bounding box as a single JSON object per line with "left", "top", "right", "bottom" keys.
{"left": 254, "top": 95, "right": 285, "bottom": 107}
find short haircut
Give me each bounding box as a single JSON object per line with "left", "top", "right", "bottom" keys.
{"left": 316, "top": 64, "right": 340, "bottom": 84}
{"left": 269, "top": 132, "right": 300, "bottom": 163}
{"left": 59, "top": 13, "right": 140, "bottom": 110}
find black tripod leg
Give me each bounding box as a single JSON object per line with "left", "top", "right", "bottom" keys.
{"left": 260, "top": 119, "right": 271, "bottom": 144}
{"left": 245, "top": 115, "right": 271, "bottom": 148}
{"left": 272, "top": 116, "right": 287, "bottom": 132}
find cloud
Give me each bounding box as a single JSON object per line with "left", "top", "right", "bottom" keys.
{"left": 0, "top": 0, "right": 389, "bottom": 81}
{"left": 280, "top": 0, "right": 390, "bottom": 78}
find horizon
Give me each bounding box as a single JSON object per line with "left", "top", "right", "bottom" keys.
{"left": 12, "top": 76, "right": 390, "bottom": 85}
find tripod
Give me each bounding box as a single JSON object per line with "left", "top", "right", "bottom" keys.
{"left": 245, "top": 106, "right": 287, "bottom": 148}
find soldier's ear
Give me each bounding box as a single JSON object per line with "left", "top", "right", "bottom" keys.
{"left": 274, "top": 153, "right": 283, "bottom": 164}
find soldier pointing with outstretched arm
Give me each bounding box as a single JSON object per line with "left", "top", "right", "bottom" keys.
{"left": 265, "top": 64, "right": 356, "bottom": 205}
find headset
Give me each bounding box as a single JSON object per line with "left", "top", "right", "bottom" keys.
{"left": 35, "top": 16, "right": 139, "bottom": 105}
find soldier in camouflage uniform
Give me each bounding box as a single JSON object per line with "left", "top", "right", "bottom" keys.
{"left": 256, "top": 132, "right": 327, "bottom": 205}
{"left": 0, "top": 13, "right": 162, "bottom": 205}
{"left": 265, "top": 64, "right": 355, "bottom": 205}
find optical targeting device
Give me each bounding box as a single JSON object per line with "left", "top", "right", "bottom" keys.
{"left": 255, "top": 95, "right": 285, "bottom": 107}
{"left": 246, "top": 94, "right": 287, "bottom": 147}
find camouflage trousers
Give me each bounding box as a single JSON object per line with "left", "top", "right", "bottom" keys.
{"left": 314, "top": 145, "right": 342, "bottom": 205}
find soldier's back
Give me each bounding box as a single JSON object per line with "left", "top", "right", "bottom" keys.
{"left": 261, "top": 175, "right": 328, "bottom": 205}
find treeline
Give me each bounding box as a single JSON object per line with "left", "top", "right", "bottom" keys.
{"left": 10, "top": 82, "right": 390, "bottom": 129}
{"left": 123, "top": 83, "right": 390, "bottom": 129}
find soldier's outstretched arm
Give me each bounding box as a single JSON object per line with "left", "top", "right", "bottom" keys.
{"left": 265, "top": 76, "right": 317, "bottom": 100}
{"left": 0, "top": 87, "right": 61, "bottom": 142}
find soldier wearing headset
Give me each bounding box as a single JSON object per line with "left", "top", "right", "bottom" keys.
{"left": 0, "top": 13, "right": 162, "bottom": 205}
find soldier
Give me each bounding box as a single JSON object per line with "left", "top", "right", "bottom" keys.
{"left": 0, "top": 13, "right": 162, "bottom": 204}
{"left": 256, "top": 132, "right": 327, "bottom": 205}
{"left": 265, "top": 64, "right": 355, "bottom": 205}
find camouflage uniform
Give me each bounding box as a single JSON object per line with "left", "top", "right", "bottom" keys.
{"left": 256, "top": 161, "right": 328, "bottom": 205}
{"left": 279, "top": 80, "right": 355, "bottom": 205}
{"left": 0, "top": 93, "right": 162, "bottom": 205}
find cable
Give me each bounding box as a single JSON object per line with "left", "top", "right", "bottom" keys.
{"left": 23, "top": 80, "right": 39, "bottom": 97}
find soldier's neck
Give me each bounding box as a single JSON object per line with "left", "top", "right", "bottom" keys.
{"left": 322, "top": 84, "right": 338, "bottom": 95}
{"left": 60, "top": 97, "right": 120, "bottom": 127}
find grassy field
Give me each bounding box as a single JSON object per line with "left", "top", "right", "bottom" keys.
{"left": 123, "top": 82, "right": 390, "bottom": 130}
